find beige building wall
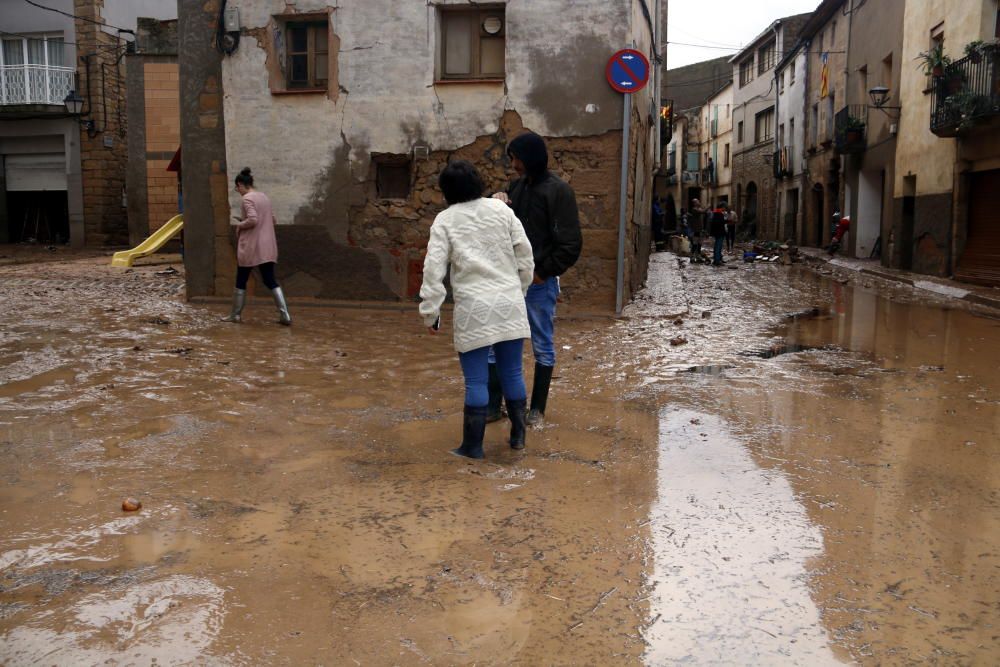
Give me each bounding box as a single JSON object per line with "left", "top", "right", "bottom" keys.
{"left": 699, "top": 83, "right": 733, "bottom": 206}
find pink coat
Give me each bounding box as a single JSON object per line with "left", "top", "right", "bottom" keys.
{"left": 236, "top": 190, "right": 279, "bottom": 267}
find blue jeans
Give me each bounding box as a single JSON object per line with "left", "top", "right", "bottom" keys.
{"left": 525, "top": 277, "right": 558, "bottom": 367}
{"left": 459, "top": 339, "right": 526, "bottom": 407}
{"left": 713, "top": 235, "right": 724, "bottom": 265}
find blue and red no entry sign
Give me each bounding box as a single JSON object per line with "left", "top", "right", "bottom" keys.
{"left": 606, "top": 49, "right": 650, "bottom": 94}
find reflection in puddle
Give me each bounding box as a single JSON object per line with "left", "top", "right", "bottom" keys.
{"left": 645, "top": 409, "right": 839, "bottom": 665}
{"left": 0, "top": 575, "right": 226, "bottom": 666}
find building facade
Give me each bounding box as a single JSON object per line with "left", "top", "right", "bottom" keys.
{"left": 841, "top": 0, "right": 905, "bottom": 263}
{"left": 775, "top": 43, "right": 807, "bottom": 243}
{"left": 730, "top": 13, "right": 810, "bottom": 240}
{"left": 177, "top": 0, "right": 665, "bottom": 310}
{"left": 800, "top": 2, "right": 851, "bottom": 250}
{"left": 894, "top": 0, "right": 1000, "bottom": 284}
{"left": 698, "top": 82, "right": 733, "bottom": 208}
{"left": 0, "top": 0, "right": 176, "bottom": 247}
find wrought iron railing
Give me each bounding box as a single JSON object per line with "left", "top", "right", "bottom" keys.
{"left": 931, "top": 44, "right": 1000, "bottom": 137}
{"left": 834, "top": 104, "right": 867, "bottom": 154}
{"left": 0, "top": 64, "right": 75, "bottom": 106}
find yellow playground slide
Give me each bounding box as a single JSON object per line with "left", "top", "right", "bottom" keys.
{"left": 111, "top": 214, "right": 184, "bottom": 268}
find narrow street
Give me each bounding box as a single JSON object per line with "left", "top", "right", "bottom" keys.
{"left": 0, "top": 252, "right": 997, "bottom": 664}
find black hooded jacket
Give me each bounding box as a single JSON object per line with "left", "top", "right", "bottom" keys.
{"left": 505, "top": 133, "right": 583, "bottom": 280}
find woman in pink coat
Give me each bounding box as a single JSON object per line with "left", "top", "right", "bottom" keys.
{"left": 222, "top": 167, "right": 291, "bottom": 325}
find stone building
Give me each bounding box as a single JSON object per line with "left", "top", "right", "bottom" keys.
{"left": 730, "top": 13, "right": 810, "bottom": 240}
{"left": 775, "top": 42, "right": 807, "bottom": 243}
{"left": 894, "top": 0, "right": 1000, "bottom": 285}
{"left": 178, "top": 0, "right": 666, "bottom": 311}
{"left": 798, "top": 2, "right": 849, "bottom": 249}
{"left": 0, "top": 0, "right": 175, "bottom": 247}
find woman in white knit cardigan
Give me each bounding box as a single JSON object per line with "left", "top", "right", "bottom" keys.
{"left": 420, "top": 160, "right": 535, "bottom": 459}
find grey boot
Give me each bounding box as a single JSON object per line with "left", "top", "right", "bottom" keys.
{"left": 271, "top": 286, "right": 292, "bottom": 325}
{"left": 221, "top": 288, "right": 246, "bottom": 323}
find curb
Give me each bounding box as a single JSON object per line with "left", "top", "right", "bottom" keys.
{"left": 800, "top": 252, "right": 1000, "bottom": 312}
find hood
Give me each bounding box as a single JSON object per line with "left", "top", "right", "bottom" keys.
{"left": 507, "top": 132, "right": 548, "bottom": 179}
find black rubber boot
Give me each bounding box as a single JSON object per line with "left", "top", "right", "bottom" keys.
{"left": 451, "top": 405, "right": 487, "bottom": 459}
{"left": 507, "top": 399, "right": 527, "bottom": 450}
{"left": 486, "top": 363, "right": 504, "bottom": 423}
{"left": 527, "top": 363, "right": 554, "bottom": 425}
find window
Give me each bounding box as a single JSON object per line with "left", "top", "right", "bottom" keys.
{"left": 737, "top": 120, "right": 744, "bottom": 143}
{"left": 758, "top": 41, "right": 776, "bottom": 75}
{"left": 881, "top": 53, "right": 893, "bottom": 92}
{"left": 789, "top": 118, "right": 795, "bottom": 148}
{"left": 755, "top": 107, "right": 775, "bottom": 143}
{"left": 831, "top": 20, "right": 837, "bottom": 45}
{"left": 439, "top": 8, "right": 505, "bottom": 80}
{"left": 286, "top": 21, "right": 328, "bottom": 89}
{"left": 811, "top": 103, "right": 819, "bottom": 146}
{"left": 726, "top": 104, "right": 730, "bottom": 117}
{"left": 779, "top": 70, "right": 786, "bottom": 93}
{"left": 724, "top": 143, "right": 730, "bottom": 167}
{"left": 789, "top": 59, "right": 796, "bottom": 86}
{"left": 739, "top": 57, "right": 754, "bottom": 87}
{"left": 778, "top": 123, "right": 785, "bottom": 146}
{"left": 374, "top": 155, "right": 411, "bottom": 199}
{"left": 857, "top": 65, "right": 869, "bottom": 106}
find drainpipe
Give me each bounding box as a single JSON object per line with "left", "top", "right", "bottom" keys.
{"left": 653, "top": 0, "right": 662, "bottom": 170}
{"left": 842, "top": 0, "right": 855, "bottom": 232}
{"left": 800, "top": 40, "right": 811, "bottom": 246}
{"left": 773, "top": 20, "right": 781, "bottom": 240}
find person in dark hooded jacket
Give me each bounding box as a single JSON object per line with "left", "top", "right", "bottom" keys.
{"left": 486, "top": 132, "right": 583, "bottom": 426}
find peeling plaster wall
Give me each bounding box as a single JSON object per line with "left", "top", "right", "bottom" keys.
{"left": 215, "top": 0, "right": 652, "bottom": 305}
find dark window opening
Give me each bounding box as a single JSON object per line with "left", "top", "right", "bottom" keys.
{"left": 375, "top": 157, "right": 412, "bottom": 199}
{"left": 286, "top": 21, "right": 328, "bottom": 89}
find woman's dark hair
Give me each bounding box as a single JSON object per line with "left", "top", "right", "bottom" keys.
{"left": 438, "top": 160, "right": 484, "bottom": 205}
{"left": 235, "top": 167, "right": 254, "bottom": 187}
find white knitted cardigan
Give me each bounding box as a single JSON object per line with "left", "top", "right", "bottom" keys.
{"left": 419, "top": 197, "right": 535, "bottom": 353}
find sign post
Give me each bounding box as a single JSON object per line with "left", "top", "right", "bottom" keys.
{"left": 606, "top": 49, "right": 650, "bottom": 315}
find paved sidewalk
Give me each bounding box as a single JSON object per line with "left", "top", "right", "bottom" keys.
{"left": 798, "top": 247, "right": 1000, "bottom": 312}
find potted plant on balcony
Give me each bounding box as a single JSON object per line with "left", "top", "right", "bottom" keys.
{"left": 964, "top": 40, "right": 985, "bottom": 64}
{"left": 843, "top": 115, "right": 865, "bottom": 145}
{"left": 917, "top": 44, "right": 950, "bottom": 77}
{"left": 942, "top": 61, "right": 967, "bottom": 94}
{"left": 942, "top": 90, "right": 992, "bottom": 130}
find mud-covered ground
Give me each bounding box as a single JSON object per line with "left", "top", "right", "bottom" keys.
{"left": 0, "top": 251, "right": 997, "bottom": 665}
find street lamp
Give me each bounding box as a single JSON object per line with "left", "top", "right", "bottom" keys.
{"left": 63, "top": 89, "right": 96, "bottom": 136}
{"left": 868, "top": 86, "right": 901, "bottom": 116}
{"left": 63, "top": 90, "right": 84, "bottom": 114}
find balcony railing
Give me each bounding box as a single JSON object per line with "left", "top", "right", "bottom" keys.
{"left": 0, "top": 64, "right": 75, "bottom": 106}
{"left": 834, "top": 105, "right": 867, "bottom": 154}
{"left": 931, "top": 44, "right": 1000, "bottom": 137}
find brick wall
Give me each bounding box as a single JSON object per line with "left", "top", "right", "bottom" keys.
{"left": 143, "top": 62, "right": 180, "bottom": 229}
{"left": 74, "top": 0, "right": 129, "bottom": 246}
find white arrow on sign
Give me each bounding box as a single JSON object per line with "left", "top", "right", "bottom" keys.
{"left": 622, "top": 54, "right": 636, "bottom": 60}
{"left": 620, "top": 81, "right": 634, "bottom": 86}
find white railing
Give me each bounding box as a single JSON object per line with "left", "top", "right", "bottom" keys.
{"left": 0, "top": 64, "right": 75, "bottom": 106}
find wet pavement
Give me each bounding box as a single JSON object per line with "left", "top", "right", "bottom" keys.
{"left": 0, "top": 252, "right": 998, "bottom": 664}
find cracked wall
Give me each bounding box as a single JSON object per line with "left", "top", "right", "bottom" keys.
{"left": 204, "top": 0, "right": 653, "bottom": 306}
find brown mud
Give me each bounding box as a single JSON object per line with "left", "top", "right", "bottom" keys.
{"left": 0, "top": 251, "right": 997, "bottom": 664}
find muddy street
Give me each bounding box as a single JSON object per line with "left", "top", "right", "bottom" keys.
{"left": 1, "top": 253, "right": 998, "bottom": 665}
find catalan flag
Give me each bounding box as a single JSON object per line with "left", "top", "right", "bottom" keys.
{"left": 820, "top": 53, "right": 829, "bottom": 99}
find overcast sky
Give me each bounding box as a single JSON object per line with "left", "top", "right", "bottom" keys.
{"left": 667, "top": 0, "right": 822, "bottom": 69}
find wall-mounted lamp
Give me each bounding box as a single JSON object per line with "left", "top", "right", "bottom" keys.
{"left": 868, "top": 86, "right": 901, "bottom": 117}
{"left": 63, "top": 90, "right": 97, "bottom": 137}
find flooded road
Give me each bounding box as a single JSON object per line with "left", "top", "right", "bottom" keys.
{"left": 0, "top": 253, "right": 998, "bottom": 664}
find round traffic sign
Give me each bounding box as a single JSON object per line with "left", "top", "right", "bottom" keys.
{"left": 606, "top": 49, "right": 650, "bottom": 94}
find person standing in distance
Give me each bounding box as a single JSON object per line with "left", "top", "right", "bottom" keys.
{"left": 489, "top": 132, "right": 582, "bottom": 426}
{"left": 222, "top": 167, "right": 291, "bottom": 325}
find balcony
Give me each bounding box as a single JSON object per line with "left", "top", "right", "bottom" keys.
{"left": 931, "top": 44, "right": 1000, "bottom": 137}
{"left": 0, "top": 64, "right": 75, "bottom": 107}
{"left": 834, "top": 105, "right": 867, "bottom": 154}
{"left": 773, "top": 146, "right": 794, "bottom": 178}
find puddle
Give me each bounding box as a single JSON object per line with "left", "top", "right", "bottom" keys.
{"left": 644, "top": 409, "right": 839, "bottom": 664}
